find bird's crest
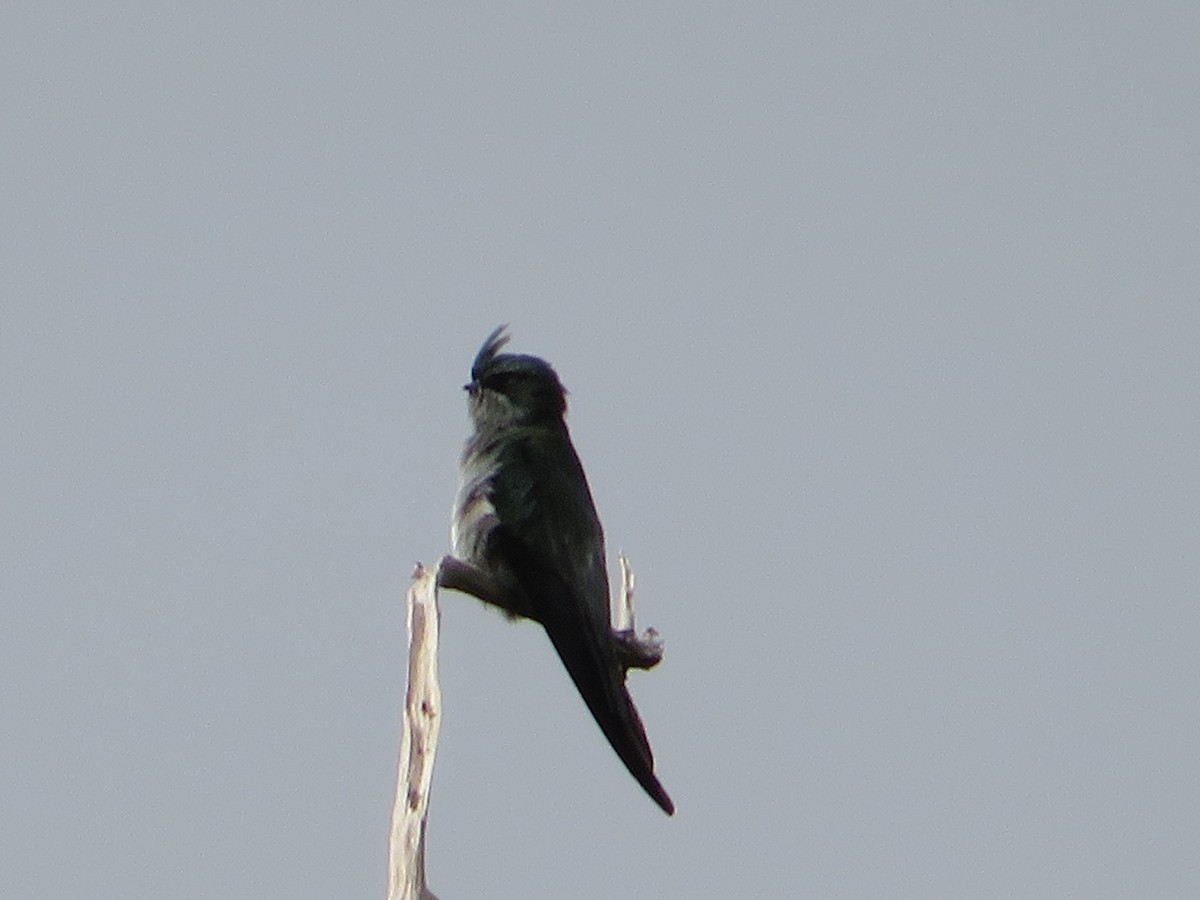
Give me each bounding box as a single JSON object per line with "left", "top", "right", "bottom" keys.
{"left": 471, "top": 325, "right": 511, "bottom": 381}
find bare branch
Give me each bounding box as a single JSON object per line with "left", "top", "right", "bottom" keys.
{"left": 387, "top": 564, "right": 442, "bottom": 900}
{"left": 393, "top": 552, "right": 670, "bottom": 886}
{"left": 612, "top": 553, "right": 665, "bottom": 671}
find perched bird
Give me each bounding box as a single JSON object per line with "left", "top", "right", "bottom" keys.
{"left": 451, "top": 326, "right": 674, "bottom": 815}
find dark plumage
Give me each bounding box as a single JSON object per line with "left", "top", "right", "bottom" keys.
{"left": 451, "top": 326, "right": 674, "bottom": 815}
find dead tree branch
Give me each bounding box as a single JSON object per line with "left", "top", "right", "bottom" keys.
{"left": 387, "top": 564, "right": 441, "bottom": 900}
{"left": 388, "top": 553, "right": 667, "bottom": 895}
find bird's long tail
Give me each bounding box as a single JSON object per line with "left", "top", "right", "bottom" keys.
{"left": 541, "top": 608, "right": 675, "bottom": 815}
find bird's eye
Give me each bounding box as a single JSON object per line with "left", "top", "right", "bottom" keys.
{"left": 483, "top": 372, "right": 515, "bottom": 392}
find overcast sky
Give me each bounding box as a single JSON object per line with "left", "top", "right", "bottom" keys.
{"left": 3, "top": 4, "right": 1198, "bottom": 898}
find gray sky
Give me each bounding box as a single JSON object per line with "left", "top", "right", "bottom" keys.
{"left": 3, "top": 4, "right": 1198, "bottom": 898}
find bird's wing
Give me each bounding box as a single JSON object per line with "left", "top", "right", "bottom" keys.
{"left": 487, "top": 423, "right": 611, "bottom": 628}
{"left": 485, "top": 425, "right": 675, "bottom": 814}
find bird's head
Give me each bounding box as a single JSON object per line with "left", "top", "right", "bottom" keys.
{"left": 465, "top": 326, "right": 568, "bottom": 427}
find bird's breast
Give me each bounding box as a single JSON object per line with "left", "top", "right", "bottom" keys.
{"left": 451, "top": 437, "right": 502, "bottom": 562}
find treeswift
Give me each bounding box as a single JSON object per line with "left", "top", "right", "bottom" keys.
{"left": 450, "top": 326, "right": 674, "bottom": 815}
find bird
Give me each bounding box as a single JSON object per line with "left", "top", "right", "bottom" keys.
{"left": 451, "top": 325, "right": 674, "bottom": 815}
